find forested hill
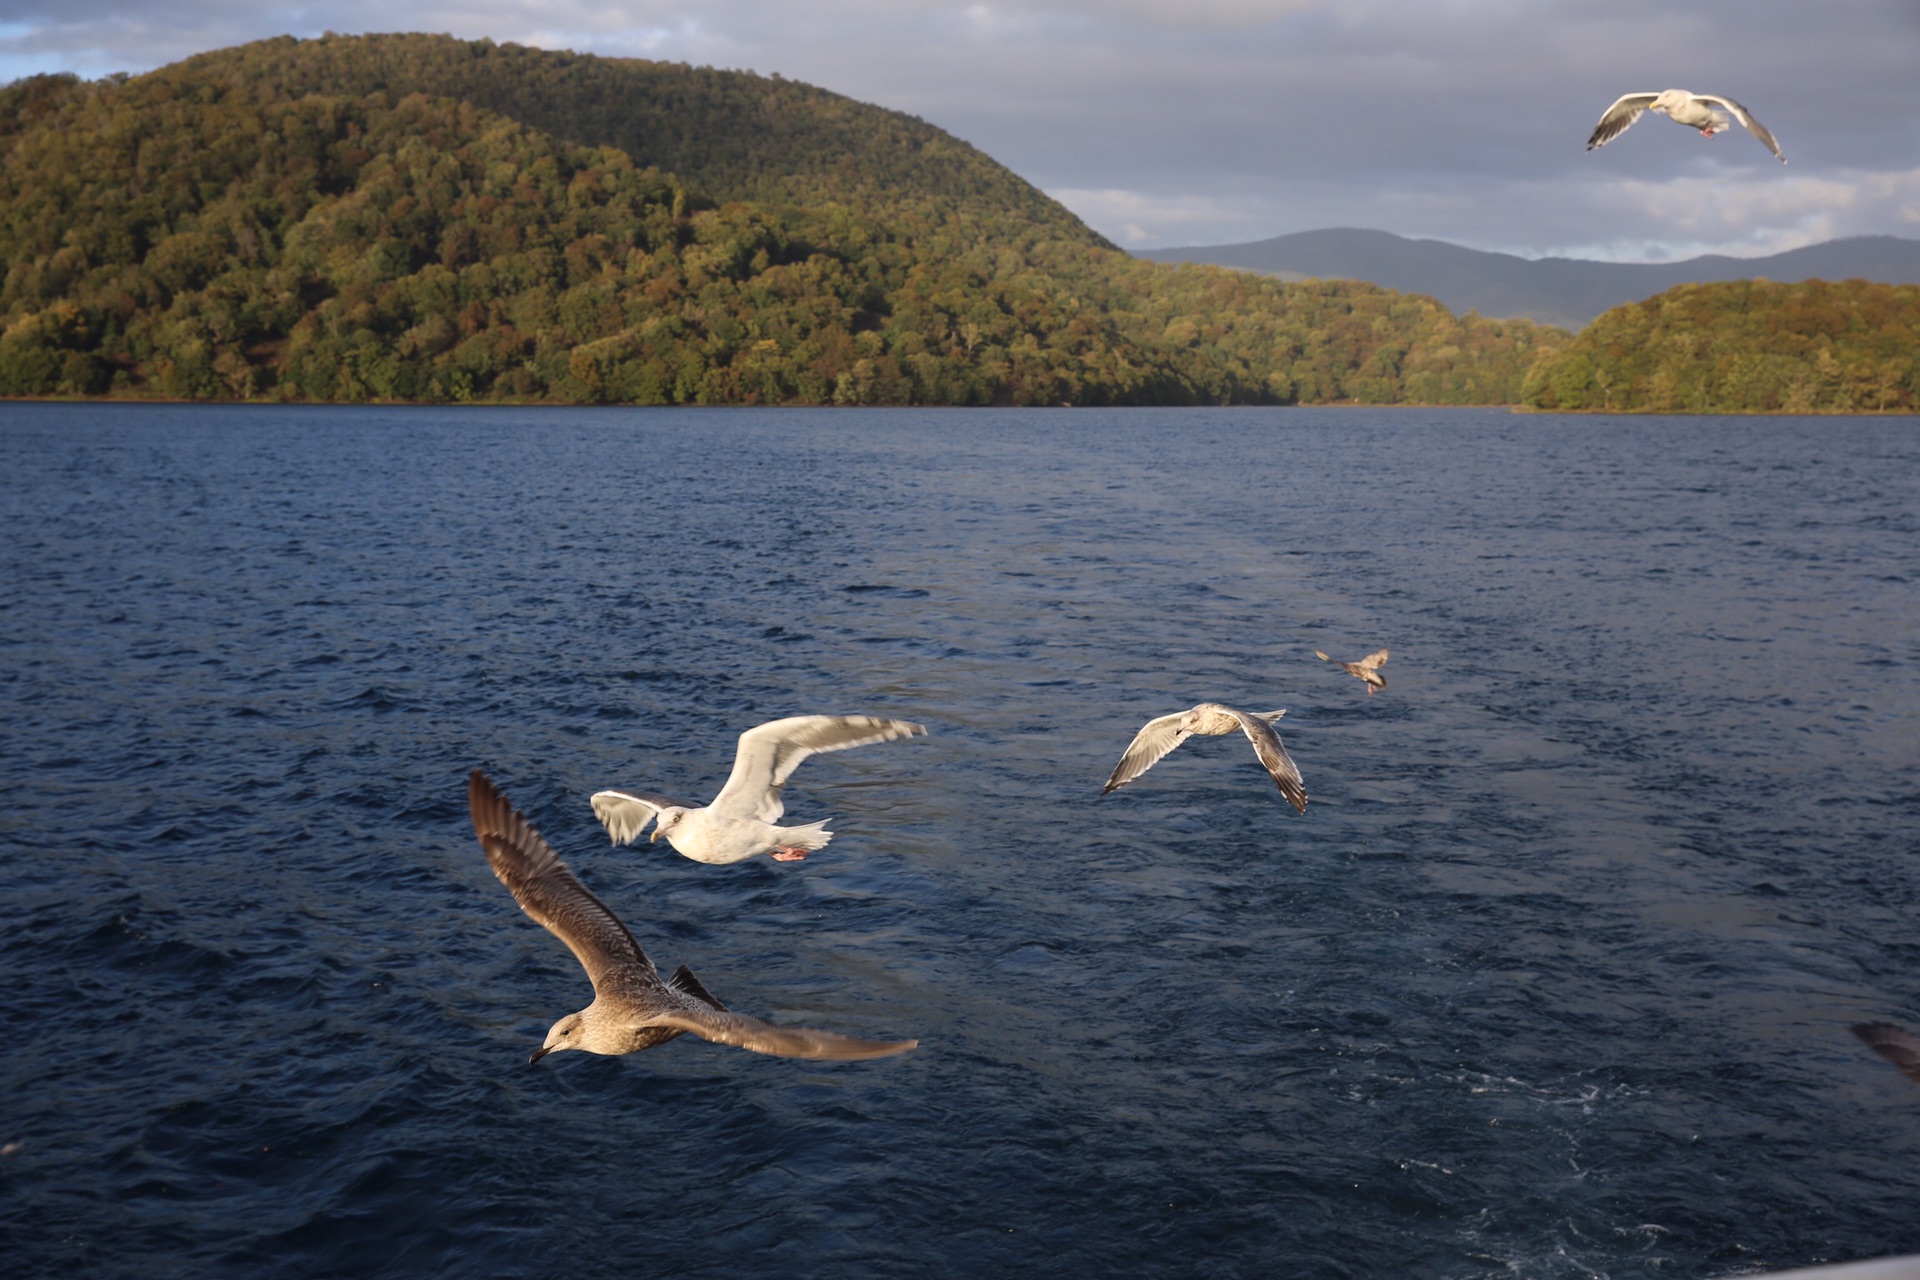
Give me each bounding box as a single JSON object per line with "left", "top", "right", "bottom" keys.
{"left": 0, "top": 34, "right": 1566, "bottom": 406}
{"left": 1519, "top": 279, "right": 1920, "bottom": 413}
{"left": 171, "top": 32, "right": 1106, "bottom": 251}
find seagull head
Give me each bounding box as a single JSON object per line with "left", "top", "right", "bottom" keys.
{"left": 650, "top": 807, "right": 688, "bottom": 842}
{"left": 1651, "top": 89, "right": 1688, "bottom": 117}
{"left": 531, "top": 1011, "right": 587, "bottom": 1063}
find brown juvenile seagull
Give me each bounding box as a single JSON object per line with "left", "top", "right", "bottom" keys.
{"left": 470, "top": 770, "right": 918, "bottom": 1065}
{"left": 1317, "top": 648, "right": 1389, "bottom": 695}
{"left": 1100, "top": 703, "right": 1307, "bottom": 813}
{"left": 591, "top": 714, "right": 926, "bottom": 863}
{"left": 1852, "top": 1021, "right": 1920, "bottom": 1086}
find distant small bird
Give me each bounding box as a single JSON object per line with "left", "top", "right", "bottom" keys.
{"left": 1317, "top": 648, "right": 1389, "bottom": 695}
{"left": 1101, "top": 703, "right": 1307, "bottom": 813}
{"left": 591, "top": 714, "right": 926, "bottom": 863}
{"left": 470, "top": 770, "right": 917, "bottom": 1065}
{"left": 1586, "top": 89, "right": 1786, "bottom": 163}
{"left": 1852, "top": 1021, "right": 1920, "bottom": 1086}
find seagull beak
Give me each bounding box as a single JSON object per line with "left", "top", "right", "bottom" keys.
{"left": 529, "top": 1045, "right": 554, "bottom": 1064}
{"left": 649, "top": 829, "right": 663, "bottom": 843}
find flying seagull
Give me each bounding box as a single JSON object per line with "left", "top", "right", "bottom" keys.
{"left": 470, "top": 770, "right": 918, "bottom": 1064}
{"left": 1852, "top": 1021, "right": 1920, "bottom": 1087}
{"left": 1316, "top": 648, "right": 1389, "bottom": 695}
{"left": 1586, "top": 89, "right": 1786, "bottom": 163}
{"left": 1101, "top": 703, "right": 1308, "bottom": 813}
{"left": 591, "top": 714, "right": 926, "bottom": 864}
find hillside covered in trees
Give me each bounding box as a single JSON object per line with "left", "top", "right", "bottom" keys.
{"left": 171, "top": 33, "right": 1107, "bottom": 252}
{"left": 0, "top": 33, "right": 1564, "bottom": 406}
{"left": 1519, "top": 279, "right": 1920, "bottom": 413}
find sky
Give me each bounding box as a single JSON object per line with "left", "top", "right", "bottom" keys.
{"left": 5, "top": 1, "right": 1919, "bottom": 262}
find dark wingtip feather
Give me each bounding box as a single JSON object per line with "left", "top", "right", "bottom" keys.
{"left": 1853, "top": 1021, "right": 1920, "bottom": 1085}
{"left": 1276, "top": 777, "right": 1309, "bottom": 815}
{"left": 469, "top": 769, "right": 507, "bottom": 837}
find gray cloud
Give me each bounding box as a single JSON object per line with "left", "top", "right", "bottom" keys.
{"left": 5, "top": 0, "right": 1918, "bottom": 260}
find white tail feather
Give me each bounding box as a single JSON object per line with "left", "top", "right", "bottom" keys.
{"left": 774, "top": 819, "right": 833, "bottom": 851}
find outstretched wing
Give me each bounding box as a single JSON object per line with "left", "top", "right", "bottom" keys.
{"left": 652, "top": 1001, "right": 918, "bottom": 1061}
{"left": 708, "top": 714, "right": 927, "bottom": 821}
{"left": 1357, "top": 649, "right": 1390, "bottom": 671}
{"left": 589, "top": 789, "right": 687, "bottom": 845}
{"left": 1227, "top": 708, "right": 1309, "bottom": 814}
{"left": 1102, "top": 711, "right": 1195, "bottom": 794}
{"left": 471, "top": 770, "right": 658, "bottom": 992}
{"left": 1853, "top": 1021, "right": 1920, "bottom": 1086}
{"left": 1693, "top": 94, "right": 1786, "bottom": 162}
{"left": 1587, "top": 93, "right": 1659, "bottom": 150}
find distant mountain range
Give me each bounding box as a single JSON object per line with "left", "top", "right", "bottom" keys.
{"left": 1136, "top": 229, "right": 1920, "bottom": 329}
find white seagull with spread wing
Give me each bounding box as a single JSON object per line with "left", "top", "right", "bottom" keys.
{"left": 1587, "top": 89, "right": 1785, "bottom": 163}
{"left": 1101, "top": 703, "right": 1308, "bottom": 813}
{"left": 590, "top": 714, "right": 926, "bottom": 863}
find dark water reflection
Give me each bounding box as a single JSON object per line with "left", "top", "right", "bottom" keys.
{"left": 2, "top": 404, "right": 1917, "bottom": 1278}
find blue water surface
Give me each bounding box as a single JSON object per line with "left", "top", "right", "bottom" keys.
{"left": 2, "top": 404, "right": 1917, "bottom": 1278}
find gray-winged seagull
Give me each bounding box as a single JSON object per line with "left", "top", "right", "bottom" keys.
{"left": 591, "top": 714, "right": 926, "bottom": 864}
{"left": 471, "top": 770, "right": 917, "bottom": 1064}
{"left": 1586, "top": 89, "right": 1786, "bottom": 163}
{"left": 1853, "top": 1021, "right": 1920, "bottom": 1087}
{"left": 1101, "top": 703, "right": 1308, "bottom": 813}
{"left": 1316, "top": 648, "right": 1389, "bottom": 695}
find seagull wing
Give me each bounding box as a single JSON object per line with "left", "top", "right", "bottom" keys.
{"left": 1587, "top": 93, "right": 1659, "bottom": 150}
{"left": 1693, "top": 94, "right": 1785, "bottom": 162}
{"left": 666, "top": 964, "right": 728, "bottom": 1012}
{"left": 1102, "top": 711, "right": 1196, "bottom": 794}
{"left": 650, "top": 1001, "right": 918, "bottom": 1060}
{"left": 589, "top": 789, "right": 688, "bottom": 845}
{"left": 707, "top": 714, "right": 927, "bottom": 821}
{"left": 1227, "top": 707, "right": 1309, "bottom": 814}
{"left": 1854, "top": 1021, "right": 1920, "bottom": 1086}
{"left": 1358, "top": 649, "right": 1390, "bottom": 671}
{"left": 471, "top": 771, "right": 660, "bottom": 992}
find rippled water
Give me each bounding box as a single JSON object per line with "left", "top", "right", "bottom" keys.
{"left": 3, "top": 403, "right": 1917, "bottom": 1278}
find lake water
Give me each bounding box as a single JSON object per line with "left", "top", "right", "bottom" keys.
{"left": 2, "top": 403, "right": 1917, "bottom": 1279}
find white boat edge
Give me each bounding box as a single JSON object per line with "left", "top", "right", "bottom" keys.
{"left": 1745, "top": 1257, "right": 1920, "bottom": 1279}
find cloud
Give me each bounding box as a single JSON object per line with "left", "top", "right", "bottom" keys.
{"left": 1547, "top": 165, "right": 1920, "bottom": 261}
{"left": 3, "top": 0, "right": 1918, "bottom": 261}
{"left": 1050, "top": 189, "right": 1282, "bottom": 248}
